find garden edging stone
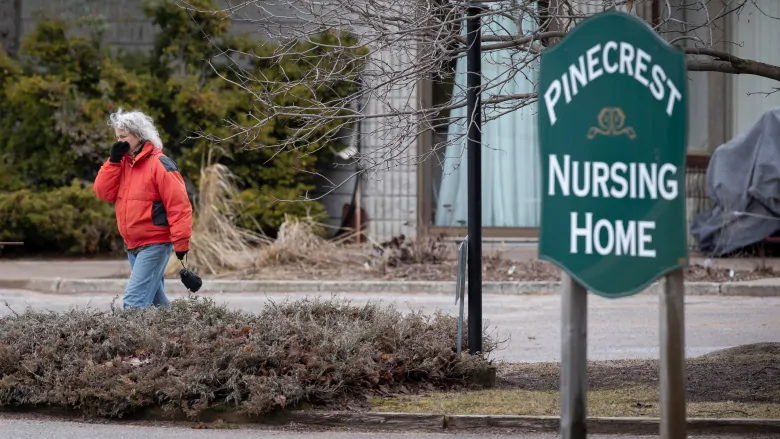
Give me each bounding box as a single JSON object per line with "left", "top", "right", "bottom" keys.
{"left": 0, "top": 277, "right": 776, "bottom": 296}
{"left": 442, "top": 414, "right": 780, "bottom": 434}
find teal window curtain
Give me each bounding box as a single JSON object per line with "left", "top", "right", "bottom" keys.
{"left": 434, "top": 6, "right": 540, "bottom": 227}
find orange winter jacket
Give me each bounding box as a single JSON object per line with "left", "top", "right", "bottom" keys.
{"left": 93, "top": 142, "right": 193, "bottom": 252}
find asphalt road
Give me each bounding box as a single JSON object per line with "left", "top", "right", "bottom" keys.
{"left": 1, "top": 288, "right": 779, "bottom": 363}
{"left": 0, "top": 415, "right": 772, "bottom": 439}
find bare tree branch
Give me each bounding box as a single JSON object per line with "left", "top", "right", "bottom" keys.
{"left": 685, "top": 47, "right": 780, "bottom": 81}
{"left": 176, "top": 0, "right": 780, "bottom": 203}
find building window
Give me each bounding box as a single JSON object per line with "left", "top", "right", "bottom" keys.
{"left": 428, "top": 6, "right": 540, "bottom": 228}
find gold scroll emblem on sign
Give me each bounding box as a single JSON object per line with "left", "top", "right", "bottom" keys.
{"left": 587, "top": 107, "right": 637, "bottom": 140}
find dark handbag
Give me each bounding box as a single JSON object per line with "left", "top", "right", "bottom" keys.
{"left": 178, "top": 256, "right": 203, "bottom": 292}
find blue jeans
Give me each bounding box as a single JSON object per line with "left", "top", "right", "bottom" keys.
{"left": 124, "top": 243, "right": 172, "bottom": 309}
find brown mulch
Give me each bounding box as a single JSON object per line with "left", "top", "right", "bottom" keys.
{"left": 496, "top": 343, "right": 780, "bottom": 404}
{"left": 229, "top": 258, "right": 776, "bottom": 283}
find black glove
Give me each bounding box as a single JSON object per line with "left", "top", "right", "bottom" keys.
{"left": 176, "top": 250, "right": 188, "bottom": 261}
{"left": 109, "top": 141, "right": 130, "bottom": 163}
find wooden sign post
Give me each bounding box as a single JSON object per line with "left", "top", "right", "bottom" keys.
{"left": 537, "top": 10, "right": 689, "bottom": 439}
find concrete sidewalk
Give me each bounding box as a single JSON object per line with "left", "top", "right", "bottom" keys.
{"left": 0, "top": 249, "right": 780, "bottom": 285}
{"left": 0, "top": 259, "right": 129, "bottom": 279}
{"left": 4, "top": 249, "right": 780, "bottom": 280}
{"left": 0, "top": 258, "right": 779, "bottom": 297}
{"left": 1, "top": 275, "right": 779, "bottom": 297}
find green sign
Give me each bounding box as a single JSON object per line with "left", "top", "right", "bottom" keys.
{"left": 537, "top": 10, "right": 689, "bottom": 298}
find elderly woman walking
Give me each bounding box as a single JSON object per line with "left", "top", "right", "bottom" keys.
{"left": 94, "top": 109, "right": 193, "bottom": 309}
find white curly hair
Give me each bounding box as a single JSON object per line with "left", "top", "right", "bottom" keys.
{"left": 107, "top": 108, "right": 164, "bottom": 150}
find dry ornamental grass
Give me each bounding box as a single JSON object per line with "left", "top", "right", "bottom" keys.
{"left": 0, "top": 296, "right": 495, "bottom": 419}
{"left": 255, "top": 215, "right": 351, "bottom": 268}
{"left": 166, "top": 163, "right": 266, "bottom": 277}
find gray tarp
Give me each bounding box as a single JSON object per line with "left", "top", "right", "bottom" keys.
{"left": 690, "top": 107, "right": 780, "bottom": 256}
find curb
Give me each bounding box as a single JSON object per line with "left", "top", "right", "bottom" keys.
{"left": 0, "top": 277, "right": 778, "bottom": 297}
{"left": 441, "top": 414, "right": 780, "bottom": 434}
{"left": 3, "top": 407, "right": 779, "bottom": 435}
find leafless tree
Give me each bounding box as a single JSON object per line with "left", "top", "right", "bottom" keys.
{"left": 180, "top": 0, "right": 780, "bottom": 200}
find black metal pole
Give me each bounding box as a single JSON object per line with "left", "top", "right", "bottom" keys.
{"left": 466, "top": 2, "right": 482, "bottom": 355}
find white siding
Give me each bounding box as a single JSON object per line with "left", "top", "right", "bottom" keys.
{"left": 359, "top": 43, "right": 419, "bottom": 241}
{"left": 730, "top": 2, "right": 780, "bottom": 136}
{"left": 337, "top": 0, "right": 421, "bottom": 242}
